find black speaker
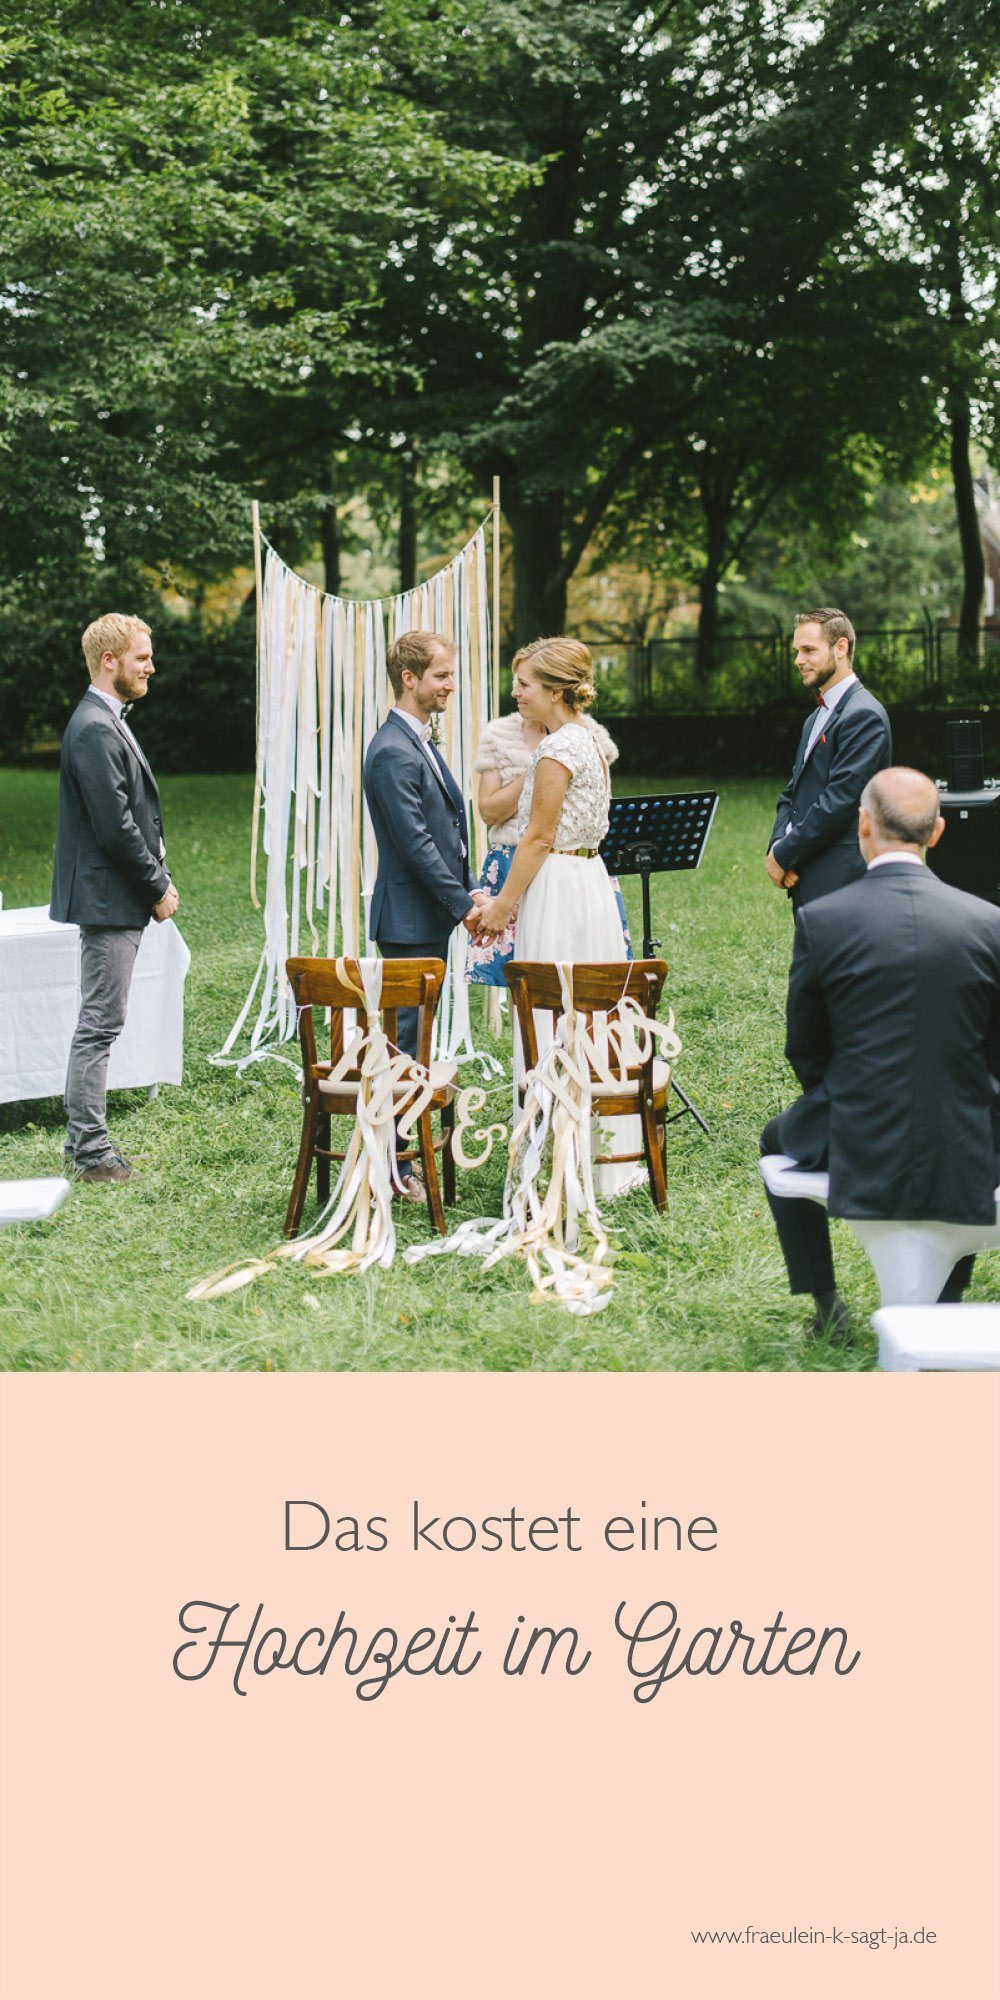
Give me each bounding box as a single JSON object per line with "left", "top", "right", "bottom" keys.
{"left": 927, "top": 786, "right": 1000, "bottom": 905}
{"left": 946, "top": 718, "right": 985, "bottom": 792}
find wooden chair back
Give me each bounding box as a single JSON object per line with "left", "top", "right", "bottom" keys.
{"left": 504, "top": 959, "right": 668, "bottom": 1074}
{"left": 286, "top": 956, "right": 446, "bottom": 1079}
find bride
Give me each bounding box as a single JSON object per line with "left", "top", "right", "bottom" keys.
{"left": 471, "top": 636, "right": 644, "bottom": 1196}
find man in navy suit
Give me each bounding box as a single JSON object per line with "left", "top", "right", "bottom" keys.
{"left": 767, "top": 608, "right": 891, "bottom": 909}
{"left": 362, "top": 629, "right": 484, "bottom": 1196}
{"left": 51, "top": 614, "right": 179, "bottom": 1182}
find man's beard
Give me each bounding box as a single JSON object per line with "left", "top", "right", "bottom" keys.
{"left": 810, "top": 650, "right": 838, "bottom": 689}
{"left": 112, "top": 668, "right": 146, "bottom": 701}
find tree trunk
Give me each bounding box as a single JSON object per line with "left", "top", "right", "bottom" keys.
{"left": 507, "top": 488, "right": 566, "bottom": 648}
{"left": 949, "top": 389, "right": 984, "bottom": 671}
{"left": 399, "top": 449, "right": 417, "bottom": 592}
{"left": 695, "top": 502, "right": 729, "bottom": 681}
{"left": 320, "top": 466, "right": 340, "bottom": 596}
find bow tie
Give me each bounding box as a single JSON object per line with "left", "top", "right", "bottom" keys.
{"left": 120, "top": 703, "right": 135, "bottom": 720}
{"left": 813, "top": 692, "right": 826, "bottom": 709}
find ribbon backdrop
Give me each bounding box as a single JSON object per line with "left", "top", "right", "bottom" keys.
{"left": 215, "top": 509, "right": 498, "bottom": 1070}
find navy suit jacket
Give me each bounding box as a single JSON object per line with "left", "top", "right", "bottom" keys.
{"left": 50, "top": 688, "right": 170, "bottom": 928}
{"left": 775, "top": 862, "right": 1000, "bottom": 1222}
{"left": 362, "top": 709, "right": 474, "bottom": 944}
{"left": 769, "top": 680, "right": 891, "bottom": 908}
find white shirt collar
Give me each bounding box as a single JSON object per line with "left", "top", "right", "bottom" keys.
{"left": 868, "top": 850, "right": 924, "bottom": 869}
{"left": 815, "top": 671, "right": 857, "bottom": 712}
{"left": 396, "top": 706, "right": 432, "bottom": 743}
{"left": 91, "top": 687, "right": 126, "bottom": 716}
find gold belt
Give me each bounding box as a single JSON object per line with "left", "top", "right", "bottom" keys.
{"left": 552, "top": 846, "right": 599, "bottom": 858}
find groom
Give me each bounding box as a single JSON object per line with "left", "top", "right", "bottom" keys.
{"left": 363, "top": 629, "right": 483, "bottom": 1194}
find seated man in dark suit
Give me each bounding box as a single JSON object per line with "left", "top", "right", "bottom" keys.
{"left": 761, "top": 767, "right": 1000, "bottom": 1339}
{"left": 51, "top": 614, "right": 179, "bottom": 1183}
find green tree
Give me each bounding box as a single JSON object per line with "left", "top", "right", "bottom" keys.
{"left": 364, "top": 0, "right": 804, "bottom": 645}
{"left": 843, "top": 0, "right": 1000, "bottom": 667}
{"left": 0, "top": 1, "right": 521, "bottom": 603}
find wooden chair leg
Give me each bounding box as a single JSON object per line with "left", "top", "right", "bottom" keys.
{"left": 315, "top": 1110, "right": 331, "bottom": 1206}
{"left": 417, "top": 1109, "right": 446, "bottom": 1235}
{"left": 442, "top": 1098, "right": 456, "bottom": 1205}
{"left": 285, "top": 1090, "right": 320, "bottom": 1237}
{"left": 640, "top": 1093, "right": 667, "bottom": 1213}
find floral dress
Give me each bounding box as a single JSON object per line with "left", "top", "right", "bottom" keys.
{"left": 466, "top": 712, "right": 632, "bottom": 986}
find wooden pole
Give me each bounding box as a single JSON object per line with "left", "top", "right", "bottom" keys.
{"left": 491, "top": 474, "right": 501, "bottom": 715}
{"left": 249, "top": 499, "right": 264, "bottom": 909}
{"left": 349, "top": 602, "right": 365, "bottom": 956}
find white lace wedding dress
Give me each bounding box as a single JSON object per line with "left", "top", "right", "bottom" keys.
{"left": 513, "top": 723, "right": 644, "bottom": 1197}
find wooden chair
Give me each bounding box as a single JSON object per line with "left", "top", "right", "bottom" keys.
{"left": 504, "top": 959, "right": 671, "bottom": 1211}
{"left": 284, "top": 957, "right": 457, "bottom": 1239}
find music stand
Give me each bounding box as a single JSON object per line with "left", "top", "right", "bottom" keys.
{"left": 601, "top": 792, "right": 719, "bottom": 1135}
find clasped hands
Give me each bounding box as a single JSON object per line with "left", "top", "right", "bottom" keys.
{"left": 152, "top": 882, "right": 180, "bottom": 922}
{"left": 765, "top": 849, "right": 799, "bottom": 890}
{"left": 462, "top": 888, "right": 511, "bottom": 938}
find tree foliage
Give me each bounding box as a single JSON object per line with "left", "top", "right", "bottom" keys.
{"left": 1, "top": 0, "right": 997, "bottom": 756}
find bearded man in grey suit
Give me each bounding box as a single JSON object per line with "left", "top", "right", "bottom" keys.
{"left": 51, "top": 614, "right": 179, "bottom": 1183}
{"left": 362, "top": 628, "right": 485, "bottom": 1198}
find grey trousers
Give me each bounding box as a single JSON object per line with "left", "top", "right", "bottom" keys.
{"left": 65, "top": 925, "right": 143, "bottom": 1166}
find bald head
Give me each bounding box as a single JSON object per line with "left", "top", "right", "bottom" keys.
{"left": 859, "top": 768, "right": 944, "bottom": 859}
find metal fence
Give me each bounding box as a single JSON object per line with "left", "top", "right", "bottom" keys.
{"left": 585, "top": 627, "right": 1000, "bottom": 713}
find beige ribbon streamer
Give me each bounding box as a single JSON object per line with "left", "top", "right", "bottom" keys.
{"left": 405, "top": 967, "right": 680, "bottom": 1316}
{"left": 190, "top": 962, "right": 504, "bottom": 1302}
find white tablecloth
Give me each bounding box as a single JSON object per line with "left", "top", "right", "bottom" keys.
{"left": 0, "top": 907, "right": 191, "bottom": 1104}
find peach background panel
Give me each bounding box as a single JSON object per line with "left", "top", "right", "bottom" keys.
{"left": 0, "top": 1374, "right": 997, "bottom": 2000}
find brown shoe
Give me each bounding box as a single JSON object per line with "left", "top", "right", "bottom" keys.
{"left": 76, "top": 1158, "right": 132, "bottom": 1184}
{"left": 396, "top": 1172, "right": 426, "bottom": 1204}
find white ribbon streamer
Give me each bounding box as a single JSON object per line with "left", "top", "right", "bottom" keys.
{"left": 404, "top": 966, "right": 682, "bottom": 1317}
{"left": 214, "top": 519, "right": 497, "bottom": 1071}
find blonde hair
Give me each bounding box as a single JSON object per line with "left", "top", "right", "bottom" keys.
{"left": 81, "top": 613, "right": 151, "bottom": 677}
{"left": 512, "top": 636, "right": 595, "bottom": 712}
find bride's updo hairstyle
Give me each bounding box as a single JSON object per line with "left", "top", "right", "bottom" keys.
{"left": 512, "top": 636, "right": 596, "bottom": 713}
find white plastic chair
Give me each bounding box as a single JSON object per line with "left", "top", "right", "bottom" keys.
{"left": 758, "top": 1154, "right": 1000, "bottom": 1307}
{"left": 0, "top": 1178, "right": 71, "bottom": 1225}
{"left": 873, "top": 1303, "right": 1000, "bottom": 1372}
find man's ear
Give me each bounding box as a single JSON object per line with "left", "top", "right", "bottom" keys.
{"left": 925, "top": 815, "right": 946, "bottom": 852}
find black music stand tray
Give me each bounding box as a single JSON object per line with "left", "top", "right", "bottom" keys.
{"left": 601, "top": 792, "right": 719, "bottom": 1135}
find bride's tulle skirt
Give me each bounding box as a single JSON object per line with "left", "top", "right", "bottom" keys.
{"left": 514, "top": 854, "right": 645, "bottom": 1198}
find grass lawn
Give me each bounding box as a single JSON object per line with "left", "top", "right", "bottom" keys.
{"left": 5, "top": 767, "right": 988, "bottom": 1372}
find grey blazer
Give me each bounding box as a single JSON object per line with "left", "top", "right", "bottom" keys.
{"left": 50, "top": 689, "right": 170, "bottom": 928}
{"left": 769, "top": 680, "right": 892, "bottom": 908}
{"left": 362, "top": 710, "right": 474, "bottom": 943}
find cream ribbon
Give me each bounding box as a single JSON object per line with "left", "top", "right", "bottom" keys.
{"left": 190, "top": 961, "right": 504, "bottom": 1302}
{"left": 190, "top": 958, "right": 436, "bottom": 1298}
{"left": 404, "top": 966, "right": 681, "bottom": 1316}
